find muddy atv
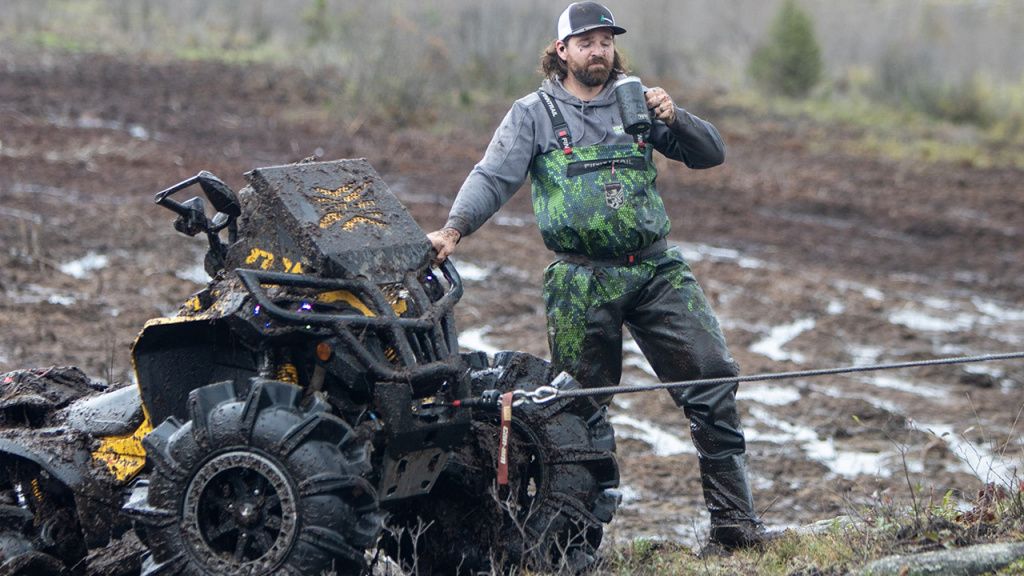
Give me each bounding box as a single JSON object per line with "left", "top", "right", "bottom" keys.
{"left": 0, "top": 159, "right": 620, "bottom": 575}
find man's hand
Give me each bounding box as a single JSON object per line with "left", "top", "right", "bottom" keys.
{"left": 426, "top": 227, "right": 461, "bottom": 263}
{"left": 645, "top": 86, "right": 677, "bottom": 125}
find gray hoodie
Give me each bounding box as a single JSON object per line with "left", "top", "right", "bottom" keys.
{"left": 445, "top": 75, "right": 726, "bottom": 237}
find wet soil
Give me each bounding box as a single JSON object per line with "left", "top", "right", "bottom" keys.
{"left": 1, "top": 52, "right": 1022, "bottom": 558}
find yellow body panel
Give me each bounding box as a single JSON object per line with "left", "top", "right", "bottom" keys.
{"left": 92, "top": 413, "right": 153, "bottom": 483}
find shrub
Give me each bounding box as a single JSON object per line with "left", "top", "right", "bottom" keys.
{"left": 749, "top": 0, "right": 823, "bottom": 98}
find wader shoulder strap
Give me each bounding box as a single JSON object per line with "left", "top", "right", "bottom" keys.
{"left": 537, "top": 89, "right": 573, "bottom": 155}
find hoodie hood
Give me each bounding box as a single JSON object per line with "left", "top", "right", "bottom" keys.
{"left": 541, "top": 75, "right": 621, "bottom": 108}
{"left": 539, "top": 74, "right": 627, "bottom": 147}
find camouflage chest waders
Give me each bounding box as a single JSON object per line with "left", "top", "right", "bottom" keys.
{"left": 529, "top": 90, "right": 767, "bottom": 547}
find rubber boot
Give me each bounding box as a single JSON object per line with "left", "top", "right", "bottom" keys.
{"left": 699, "top": 455, "right": 771, "bottom": 550}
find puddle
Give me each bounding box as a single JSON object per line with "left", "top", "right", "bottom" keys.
{"left": 609, "top": 414, "right": 694, "bottom": 456}
{"left": 750, "top": 318, "right": 816, "bottom": 363}
{"left": 59, "top": 252, "right": 109, "bottom": 279}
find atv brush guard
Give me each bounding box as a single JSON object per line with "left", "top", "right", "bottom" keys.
{"left": 236, "top": 260, "right": 465, "bottom": 383}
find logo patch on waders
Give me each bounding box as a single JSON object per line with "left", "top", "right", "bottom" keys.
{"left": 604, "top": 181, "right": 624, "bottom": 209}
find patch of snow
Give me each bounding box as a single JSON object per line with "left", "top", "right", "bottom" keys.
{"left": 175, "top": 263, "right": 209, "bottom": 285}
{"left": 914, "top": 422, "right": 1020, "bottom": 484}
{"left": 451, "top": 260, "right": 489, "bottom": 282}
{"left": 889, "top": 308, "right": 975, "bottom": 332}
{"left": 748, "top": 406, "right": 892, "bottom": 478}
{"left": 459, "top": 326, "right": 501, "bottom": 356}
{"left": 750, "top": 318, "right": 816, "bottom": 363}
{"left": 827, "top": 300, "right": 846, "bottom": 315}
{"left": 676, "top": 242, "right": 766, "bottom": 269}
{"left": 612, "top": 395, "right": 636, "bottom": 410}
{"left": 861, "top": 374, "right": 949, "bottom": 399}
{"left": 47, "top": 294, "right": 76, "bottom": 306}
{"left": 623, "top": 356, "right": 658, "bottom": 378}
{"left": 848, "top": 344, "right": 883, "bottom": 366}
{"left": 617, "top": 485, "right": 643, "bottom": 506}
{"left": 59, "top": 252, "right": 109, "bottom": 279}
{"left": 737, "top": 384, "right": 801, "bottom": 406}
{"left": 6, "top": 284, "right": 79, "bottom": 306}
{"left": 610, "top": 414, "right": 694, "bottom": 456}
{"left": 622, "top": 339, "right": 659, "bottom": 378}
{"left": 835, "top": 280, "right": 885, "bottom": 301}
{"left": 963, "top": 364, "right": 1003, "bottom": 378}
{"left": 922, "top": 297, "right": 957, "bottom": 311}
{"left": 972, "top": 296, "right": 1024, "bottom": 322}
{"left": 495, "top": 214, "right": 530, "bottom": 227}
{"left": 809, "top": 384, "right": 903, "bottom": 413}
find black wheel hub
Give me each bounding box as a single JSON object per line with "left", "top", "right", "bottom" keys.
{"left": 183, "top": 451, "right": 298, "bottom": 573}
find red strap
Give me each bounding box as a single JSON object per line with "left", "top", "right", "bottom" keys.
{"left": 497, "top": 392, "right": 514, "bottom": 486}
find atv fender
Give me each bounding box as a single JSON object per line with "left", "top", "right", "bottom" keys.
{"left": 65, "top": 384, "right": 144, "bottom": 437}
{"left": 0, "top": 437, "right": 83, "bottom": 489}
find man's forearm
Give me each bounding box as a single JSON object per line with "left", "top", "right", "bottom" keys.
{"left": 657, "top": 108, "right": 726, "bottom": 169}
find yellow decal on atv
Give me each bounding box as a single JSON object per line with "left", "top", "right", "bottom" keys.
{"left": 245, "top": 248, "right": 275, "bottom": 270}
{"left": 313, "top": 181, "right": 386, "bottom": 230}
{"left": 92, "top": 415, "right": 153, "bottom": 483}
{"left": 316, "top": 290, "right": 408, "bottom": 316}
{"left": 185, "top": 295, "right": 203, "bottom": 312}
{"left": 318, "top": 290, "right": 376, "bottom": 317}
{"left": 246, "top": 249, "right": 305, "bottom": 274}
{"left": 281, "top": 257, "right": 303, "bottom": 274}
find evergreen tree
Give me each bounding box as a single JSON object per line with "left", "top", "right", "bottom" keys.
{"left": 749, "top": 0, "right": 823, "bottom": 98}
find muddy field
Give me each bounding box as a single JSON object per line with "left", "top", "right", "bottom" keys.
{"left": 1, "top": 51, "right": 1023, "bottom": 557}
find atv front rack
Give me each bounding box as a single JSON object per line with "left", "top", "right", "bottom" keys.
{"left": 236, "top": 259, "right": 465, "bottom": 382}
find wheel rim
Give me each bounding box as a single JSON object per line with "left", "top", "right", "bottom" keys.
{"left": 182, "top": 451, "right": 299, "bottom": 573}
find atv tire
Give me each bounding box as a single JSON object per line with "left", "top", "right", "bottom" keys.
{"left": 384, "top": 352, "right": 620, "bottom": 574}
{"left": 127, "top": 379, "right": 382, "bottom": 576}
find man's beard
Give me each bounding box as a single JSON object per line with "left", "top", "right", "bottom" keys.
{"left": 569, "top": 57, "right": 612, "bottom": 87}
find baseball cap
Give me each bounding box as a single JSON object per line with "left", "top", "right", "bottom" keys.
{"left": 557, "top": 2, "right": 627, "bottom": 42}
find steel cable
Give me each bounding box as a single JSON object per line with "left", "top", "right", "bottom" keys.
{"left": 522, "top": 351, "right": 1024, "bottom": 404}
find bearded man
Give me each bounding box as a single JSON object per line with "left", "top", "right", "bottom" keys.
{"left": 428, "top": 1, "right": 770, "bottom": 549}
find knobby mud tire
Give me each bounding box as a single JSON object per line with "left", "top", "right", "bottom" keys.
{"left": 384, "top": 352, "right": 620, "bottom": 574}
{"left": 126, "top": 379, "right": 382, "bottom": 576}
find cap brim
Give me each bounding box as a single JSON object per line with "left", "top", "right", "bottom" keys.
{"left": 563, "top": 24, "right": 627, "bottom": 41}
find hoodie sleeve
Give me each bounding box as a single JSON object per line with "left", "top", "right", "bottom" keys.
{"left": 444, "top": 100, "right": 537, "bottom": 237}
{"left": 649, "top": 107, "right": 726, "bottom": 169}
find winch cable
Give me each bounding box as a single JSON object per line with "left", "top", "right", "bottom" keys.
{"left": 506, "top": 351, "right": 1024, "bottom": 406}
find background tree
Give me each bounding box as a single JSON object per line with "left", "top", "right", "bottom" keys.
{"left": 748, "top": 0, "right": 823, "bottom": 98}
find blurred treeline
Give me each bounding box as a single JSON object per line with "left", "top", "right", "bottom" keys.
{"left": 5, "top": 0, "right": 1024, "bottom": 134}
